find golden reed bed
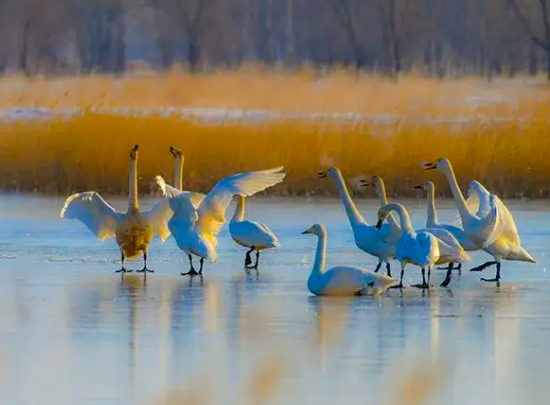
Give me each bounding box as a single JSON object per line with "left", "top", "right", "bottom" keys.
{"left": 0, "top": 109, "right": 548, "bottom": 197}
{"left": 0, "top": 69, "right": 547, "bottom": 197}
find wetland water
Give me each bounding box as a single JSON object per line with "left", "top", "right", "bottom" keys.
{"left": 0, "top": 195, "right": 549, "bottom": 405}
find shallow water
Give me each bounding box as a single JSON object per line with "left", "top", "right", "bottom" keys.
{"left": 0, "top": 195, "right": 549, "bottom": 405}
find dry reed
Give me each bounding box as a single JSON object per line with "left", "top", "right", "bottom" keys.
{"left": 0, "top": 107, "right": 549, "bottom": 197}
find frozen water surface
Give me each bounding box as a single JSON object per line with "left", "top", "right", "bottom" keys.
{"left": 0, "top": 195, "right": 549, "bottom": 405}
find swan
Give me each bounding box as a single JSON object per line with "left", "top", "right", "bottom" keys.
{"left": 423, "top": 158, "right": 535, "bottom": 283}
{"left": 168, "top": 146, "right": 205, "bottom": 206}
{"left": 318, "top": 167, "right": 396, "bottom": 277}
{"left": 229, "top": 195, "right": 281, "bottom": 270}
{"left": 60, "top": 144, "right": 172, "bottom": 273}
{"left": 155, "top": 167, "right": 285, "bottom": 276}
{"left": 302, "top": 223, "right": 396, "bottom": 296}
{"left": 414, "top": 180, "right": 479, "bottom": 280}
{"left": 376, "top": 203, "right": 470, "bottom": 288}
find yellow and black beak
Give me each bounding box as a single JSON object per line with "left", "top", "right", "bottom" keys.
{"left": 423, "top": 161, "right": 437, "bottom": 171}
{"left": 359, "top": 179, "right": 369, "bottom": 188}
{"left": 169, "top": 146, "right": 182, "bottom": 157}
{"left": 301, "top": 228, "right": 312, "bottom": 234}
{"left": 375, "top": 219, "right": 383, "bottom": 230}
{"left": 317, "top": 171, "right": 328, "bottom": 179}
{"left": 414, "top": 184, "right": 424, "bottom": 190}
{"left": 130, "top": 144, "right": 139, "bottom": 158}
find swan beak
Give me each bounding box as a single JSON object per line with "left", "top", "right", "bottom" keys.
{"left": 359, "top": 179, "right": 369, "bottom": 188}
{"left": 169, "top": 146, "right": 182, "bottom": 157}
{"left": 414, "top": 184, "right": 424, "bottom": 190}
{"left": 302, "top": 227, "right": 313, "bottom": 234}
{"left": 317, "top": 171, "right": 327, "bottom": 179}
{"left": 130, "top": 144, "right": 139, "bottom": 159}
{"left": 375, "top": 220, "right": 383, "bottom": 230}
{"left": 423, "top": 161, "right": 437, "bottom": 171}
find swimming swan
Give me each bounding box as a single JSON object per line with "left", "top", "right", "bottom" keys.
{"left": 155, "top": 167, "right": 285, "bottom": 276}
{"left": 60, "top": 144, "right": 172, "bottom": 273}
{"left": 376, "top": 203, "right": 470, "bottom": 288}
{"left": 318, "top": 167, "right": 396, "bottom": 277}
{"left": 302, "top": 224, "right": 395, "bottom": 296}
{"left": 414, "top": 180, "right": 479, "bottom": 281}
{"left": 229, "top": 195, "right": 281, "bottom": 270}
{"left": 423, "top": 158, "right": 535, "bottom": 283}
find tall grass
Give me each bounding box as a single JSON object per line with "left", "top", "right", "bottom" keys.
{"left": 0, "top": 108, "right": 548, "bottom": 197}
{"left": 0, "top": 68, "right": 546, "bottom": 117}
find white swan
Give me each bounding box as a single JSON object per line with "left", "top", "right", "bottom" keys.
{"left": 376, "top": 203, "right": 470, "bottom": 288}
{"left": 302, "top": 224, "right": 396, "bottom": 296}
{"left": 229, "top": 195, "right": 281, "bottom": 270}
{"left": 168, "top": 146, "right": 205, "bottom": 206}
{"left": 424, "top": 158, "right": 535, "bottom": 283}
{"left": 156, "top": 167, "right": 285, "bottom": 276}
{"left": 60, "top": 144, "right": 172, "bottom": 273}
{"left": 318, "top": 167, "right": 397, "bottom": 277}
{"left": 414, "top": 180, "right": 479, "bottom": 280}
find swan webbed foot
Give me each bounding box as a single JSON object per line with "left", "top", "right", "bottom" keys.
{"left": 115, "top": 268, "right": 133, "bottom": 273}
{"left": 469, "top": 261, "right": 497, "bottom": 272}
{"left": 413, "top": 283, "right": 430, "bottom": 289}
{"left": 137, "top": 268, "right": 154, "bottom": 273}
{"left": 481, "top": 277, "right": 501, "bottom": 283}
{"left": 181, "top": 269, "right": 200, "bottom": 277}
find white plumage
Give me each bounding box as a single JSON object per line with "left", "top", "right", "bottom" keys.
{"left": 302, "top": 224, "right": 396, "bottom": 296}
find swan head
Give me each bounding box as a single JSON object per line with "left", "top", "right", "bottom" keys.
{"left": 129, "top": 144, "right": 139, "bottom": 160}
{"left": 301, "top": 223, "right": 326, "bottom": 236}
{"left": 358, "top": 175, "right": 385, "bottom": 193}
{"left": 423, "top": 157, "right": 450, "bottom": 171}
{"left": 414, "top": 181, "right": 434, "bottom": 192}
{"left": 375, "top": 207, "right": 393, "bottom": 230}
{"left": 317, "top": 166, "right": 339, "bottom": 179}
{"left": 169, "top": 146, "right": 183, "bottom": 158}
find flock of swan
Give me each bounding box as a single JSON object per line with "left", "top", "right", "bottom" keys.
{"left": 60, "top": 145, "right": 536, "bottom": 296}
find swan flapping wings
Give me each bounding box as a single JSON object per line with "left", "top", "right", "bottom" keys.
{"left": 142, "top": 199, "right": 173, "bottom": 242}
{"left": 483, "top": 194, "right": 521, "bottom": 249}
{"left": 60, "top": 191, "right": 124, "bottom": 241}
{"left": 156, "top": 167, "right": 286, "bottom": 238}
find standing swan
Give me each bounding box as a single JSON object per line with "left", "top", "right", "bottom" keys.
{"left": 302, "top": 224, "right": 395, "bottom": 296}
{"left": 61, "top": 144, "right": 172, "bottom": 273}
{"left": 423, "top": 158, "right": 535, "bottom": 283}
{"left": 229, "top": 195, "right": 281, "bottom": 270}
{"left": 318, "top": 167, "right": 396, "bottom": 277}
{"left": 414, "top": 181, "right": 479, "bottom": 278}
{"left": 376, "top": 203, "right": 470, "bottom": 288}
{"left": 155, "top": 167, "right": 285, "bottom": 276}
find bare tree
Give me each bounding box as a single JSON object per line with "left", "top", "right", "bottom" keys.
{"left": 507, "top": 0, "right": 550, "bottom": 79}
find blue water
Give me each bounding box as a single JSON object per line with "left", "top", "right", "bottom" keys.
{"left": 0, "top": 195, "right": 549, "bottom": 405}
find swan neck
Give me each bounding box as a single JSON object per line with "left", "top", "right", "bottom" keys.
{"left": 174, "top": 156, "right": 183, "bottom": 191}
{"left": 442, "top": 165, "right": 470, "bottom": 220}
{"left": 377, "top": 180, "right": 398, "bottom": 228}
{"left": 426, "top": 186, "right": 438, "bottom": 227}
{"left": 386, "top": 203, "right": 413, "bottom": 233}
{"left": 128, "top": 158, "right": 138, "bottom": 211}
{"left": 331, "top": 170, "right": 365, "bottom": 226}
{"left": 232, "top": 196, "right": 245, "bottom": 223}
{"left": 311, "top": 231, "right": 327, "bottom": 276}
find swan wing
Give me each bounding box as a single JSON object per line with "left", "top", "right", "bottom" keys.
{"left": 451, "top": 180, "right": 490, "bottom": 226}
{"left": 483, "top": 195, "right": 520, "bottom": 248}
{"left": 197, "top": 167, "right": 285, "bottom": 238}
{"left": 60, "top": 191, "right": 124, "bottom": 240}
{"left": 142, "top": 199, "right": 172, "bottom": 242}
{"left": 154, "top": 175, "right": 199, "bottom": 228}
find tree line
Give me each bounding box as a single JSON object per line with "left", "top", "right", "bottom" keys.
{"left": 0, "top": 0, "right": 549, "bottom": 79}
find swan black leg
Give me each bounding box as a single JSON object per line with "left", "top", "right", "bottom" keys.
{"left": 386, "top": 262, "right": 392, "bottom": 278}
{"left": 181, "top": 254, "right": 199, "bottom": 276}
{"left": 469, "top": 261, "right": 498, "bottom": 272}
{"left": 137, "top": 252, "right": 154, "bottom": 273}
{"left": 374, "top": 261, "right": 382, "bottom": 273}
{"left": 390, "top": 266, "right": 405, "bottom": 289}
{"left": 457, "top": 263, "right": 462, "bottom": 275}
{"left": 481, "top": 262, "right": 501, "bottom": 283}
{"left": 198, "top": 258, "right": 204, "bottom": 275}
{"left": 413, "top": 267, "right": 429, "bottom": 289}
{"left": 441, "top": 263, "right": 453, "bottom": 287}
{"left": 244, "top": 248, "right": 254, "bottom": 268}
{"left": 116, "top": 252, "right": 133, "bottom": 274}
